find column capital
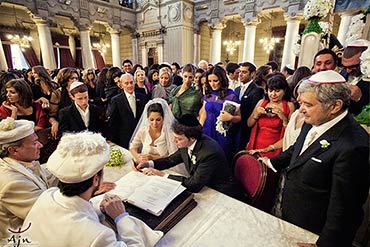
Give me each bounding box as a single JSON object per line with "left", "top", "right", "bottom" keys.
{"left": 284, "top": 14, "right": 303, "bottom": 22}
{"left": 242, "top": 19, "right": 259, "bottom": 27}
{"left": 209, "top": 22, "right": 226, "bottom": 31}
{"left": 107, "top": 27, "right": 120, "bottom": 35}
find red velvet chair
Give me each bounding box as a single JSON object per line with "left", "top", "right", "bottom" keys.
{"left": 233, "top": 151, "right": 267, "bottom": 205}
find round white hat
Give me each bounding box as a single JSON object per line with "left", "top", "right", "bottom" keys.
{"left": 0, "top": 118, "right": 34, "bottom": 145}
{"left": 46, "top": 131, "right": 110, "bottom": 183}
{"left": 308, "top": 70, "right": 346, "bottom": 85}
{"left": 69, "top": 81, "right": 84, "bottom": 92}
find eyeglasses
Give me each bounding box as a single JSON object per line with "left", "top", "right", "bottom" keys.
{"left": 343, "top": 63, "right": 360, "bottom": 70}
{"left": 69, "top": 76, "right": 78, "bottom": 80}
{"left": 87, "top": 72, "right": 94, "bottom": 75}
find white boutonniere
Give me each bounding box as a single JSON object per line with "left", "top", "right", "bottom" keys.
{"left": 319, "top": 140, "right": 330, "bottom": 149}
{"left": 191, "top": 155, "right": 197, "bottom": 164}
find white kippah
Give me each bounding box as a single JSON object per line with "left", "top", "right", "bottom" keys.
{"left": 308, "top": 70, "right": 346, "bottom": 85}
{"left": 46, "top": 131, "right": 110, "bottom": 183}
{"left": 0, "top": 118, "right": 34, "bottom": 145}
{"left": 69, "top": 81, "right": 84, "bottom": 92}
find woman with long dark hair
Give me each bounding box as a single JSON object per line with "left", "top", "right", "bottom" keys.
{"left": 198, "top": 65, "right": 241, "bottom": 161}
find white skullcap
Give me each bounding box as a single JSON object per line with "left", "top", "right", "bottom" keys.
{"left": 346, "top": 39, "right": 370, "bottom": 48}
{"left": 0, "top": 118, "right": 34, "bottom": 145}
{"left": 69, "top": 81, "right": 84, "bottom": 92}
{"left": 46, "top": 131, "right": 110, "bottom": 183}
{"left": 308, "top": 70, "right": 346, "bottom": 85}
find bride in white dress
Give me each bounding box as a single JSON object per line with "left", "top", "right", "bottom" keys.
{"left": 129, "top": 98, "right": 188, "bottom": 176}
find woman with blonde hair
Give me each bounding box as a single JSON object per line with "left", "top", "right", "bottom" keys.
{"left": 134, "top": 69, "right": 151, "bottom": 99}
{"left": 151, "top": 67, "right": 176, "bottom": 102}
{"left": 82, "top": 68, "right": 99, "bottom": 104}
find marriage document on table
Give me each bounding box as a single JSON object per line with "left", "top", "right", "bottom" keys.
{"left": 91, "top": 171, "right": 186, "bottom": 216}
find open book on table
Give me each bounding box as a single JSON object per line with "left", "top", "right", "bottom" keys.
{"left": 91, "top": 171, "right": 186, "bottom": 216}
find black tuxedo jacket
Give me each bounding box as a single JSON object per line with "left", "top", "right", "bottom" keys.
{"left": 271, "top": 114, "right": 369, "bottom": 247}
{"left": 154, "top": 135, "right": 241, "bottom": 199}
{"left": 58, "top": 103, "right": 100, "bottom": 133}
{"left": 235, "top": 82, "right": 265, "bottom": 150}
{"left": 349, "top": 78, "right": 370, "bottom": 115}
{"left": 107, "top": 91, "right": 147, "bottom": 148}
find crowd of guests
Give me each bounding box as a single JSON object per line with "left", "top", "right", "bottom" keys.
{"left": 0, "top": 38, "right": 369, "bottom": 246}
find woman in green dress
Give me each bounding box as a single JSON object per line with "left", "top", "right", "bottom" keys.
{"left": 169, "top": 64, "right": 202, "bottom": 120}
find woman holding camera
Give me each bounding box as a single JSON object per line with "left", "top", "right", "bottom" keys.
{"left": 247, "top": 74, "right": 294, "bottom": 158}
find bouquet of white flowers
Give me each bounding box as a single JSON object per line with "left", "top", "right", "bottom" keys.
{"left": 360, "top": 46, "right": 370, "bottom": 80}
{"left": 303, "top": 0, "right": 332, "bottom": 20}
{"left": 345, "top": 13, "right": 366, "bottom": 46}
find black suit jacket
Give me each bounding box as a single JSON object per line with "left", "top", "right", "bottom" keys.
{"left": 235, "top": 82, "right": 265, "bottom": 150}
{"left": 58, "top": 103, "right": 100, "bottom": 133}
{"left": 107, "top": 91, "right": 146, "bottom": 148}
{"left": 154, "top": 135, "right": 241, "bottom": 199}
{"left": 271, "top": 114, "right": 369, "bottom": 247}
{"left": 349, "top": 78, "right": 370, "bottom": 115}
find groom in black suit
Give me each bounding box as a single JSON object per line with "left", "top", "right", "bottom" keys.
{"left": 136, "top": 115, "right": 242, "bottom": 200}
{"left": 260, "top": 71, "right": 369, "bottom": 247}
{"left": 107, "top": 73, "right": 146, "bottom": 148}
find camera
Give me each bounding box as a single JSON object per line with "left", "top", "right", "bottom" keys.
{"left": 265, "top": 107, "right": 273, "bottom": 114}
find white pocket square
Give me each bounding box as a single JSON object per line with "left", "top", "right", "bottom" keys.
{"left": 311, "top": 157, "right": 322, "bottom": 163}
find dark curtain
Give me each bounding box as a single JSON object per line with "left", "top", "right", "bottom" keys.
{"left": 2, "top": 44, "right": 13, "bottom": 69}
{"left": 54, "top": 47, "right": 75, "bottom": 68}
{"left": 75, "top": 49, "right": 83, "bottom": 69}
{"left": 52, "top": 35, "right": 75, "bottom": 68}
{"left": 92, "top": 50, "right": 105, "bottom": 70}
{"left": 22, "top": 47, "right": 39, "bottom": 67}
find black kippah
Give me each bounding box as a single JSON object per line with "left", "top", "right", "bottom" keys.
{"left": 177, "top": 114, "right": 200, "bottom": 127}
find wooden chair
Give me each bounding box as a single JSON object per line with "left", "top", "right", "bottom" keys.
{"left": 232, "top": 151, "right": 267, "bottom": 205}
{"left": 36, "top": 128, "right": 59, "bottom": 164}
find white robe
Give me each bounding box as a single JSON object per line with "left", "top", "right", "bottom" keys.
{"left": 22, "top": 188, "right": 162, "bottom": 247}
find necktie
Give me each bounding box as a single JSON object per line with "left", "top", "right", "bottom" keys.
{"left": 300, "top": 130, "right": 318, "bottom": 155}
{"left": 128, "top": 94, "right": 136, "bottom": 118}
{"left": 239, "top": 84, "right": 247, "bottom": 100}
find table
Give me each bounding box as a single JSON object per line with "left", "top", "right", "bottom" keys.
{"left": 104, "top": 146, "right": 318, "bottom": 247}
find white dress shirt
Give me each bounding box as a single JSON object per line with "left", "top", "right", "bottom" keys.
{"left": 125, "top": 91, "right": 136, "bottom": 118}
{"left": 75, "top": 102, "right": 90, "bottom": 128}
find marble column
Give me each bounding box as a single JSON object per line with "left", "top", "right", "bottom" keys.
{"left": 193, "top": 31, "right": 200, "bottom": 64}
{"left": 110, "top": 30, "right": 121, "bottom": 67}
{"left": 141, "top": 46, "right": 147, "bottom": 67}
{"left": 157, "top": 43, "right": 163, "bottom": 64}
{"left": 337, "top": 13, "right": 352, "bottom": 46}
{"left": 68, "top": 35, "right": 76, "bottom": 62}
{"left": 0, "top": 39, "right": 8, "bottom": 71}
{"left": 210, "top": 23, "right": 224, "bottom": 64}
{"left": 80, "top": 28, "right": 95, "bottom": 69}
{"left": 132, "top": 36, "right": 138, "bottom": 64}
{"left": 242, "top": 22, "right": 257, "bottom": 63}
{"left": 281, "top": 16, "right": 301, "bottom": 69}
{"left": 35, "top": 19, "right": 56, "bottom": 70}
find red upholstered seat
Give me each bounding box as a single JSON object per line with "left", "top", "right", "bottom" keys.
{"left": 233, "top": 151, "right": 267, "bottom": 204}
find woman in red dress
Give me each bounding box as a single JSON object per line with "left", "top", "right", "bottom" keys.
{"left": 247, "top": 74, "right": 295, "bottom": 158}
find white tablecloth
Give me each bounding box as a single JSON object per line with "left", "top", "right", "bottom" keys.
{"left": 104, "top": 145, "right": 318, "bottom": 247}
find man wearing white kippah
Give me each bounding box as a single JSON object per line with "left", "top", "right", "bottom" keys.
{"left": 22, "top": 131, "right": 162, "bottom": 247}
{"left": 260, "top": 71, "right": 369, "bottom": 247}
{"left": 0, "top": 118, "right": 57, "bottom": 241}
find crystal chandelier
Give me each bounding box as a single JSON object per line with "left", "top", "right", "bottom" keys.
{"left": 259, "top": 37, "right": 280, "bottom": 54}
{"left": 7, "top": 7, "right": 33, "bottom": 51}
{"left": 223, "top": 40, "right": 241, "bottom": 55}
{"left": 93, "top": 42, "right": 110, "bottom": 55}
{"left": 7, "top": 34, "right": 33, "bottom": 51}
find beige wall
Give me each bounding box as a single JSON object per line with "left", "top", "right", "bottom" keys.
{"left": 119, "top": 29, "right": 133, "bottom": 64}
{"left": 199, "top": 22, "right": 211, "bottom": 63}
